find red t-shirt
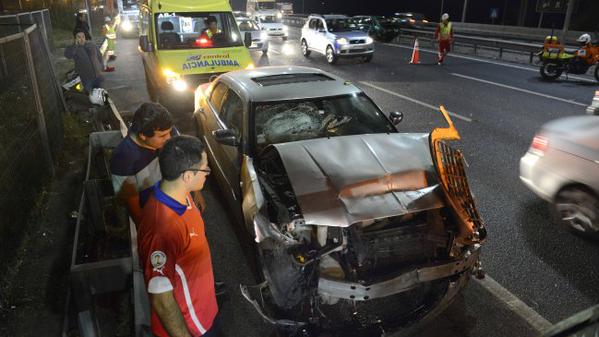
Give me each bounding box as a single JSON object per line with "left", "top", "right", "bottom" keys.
{"left": 138, "top": 183, "right": 218, "bottom": 337}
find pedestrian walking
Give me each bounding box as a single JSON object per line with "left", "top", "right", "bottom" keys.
{"left": 434, "top": 13, "right": 454, "bottom": 65}
{"left": 102, "top": 16, "right": 117, "bottom": 72}
{"left": 138, "top": 135, "right": 220, "bottom": 337}
{"left": 64, "top": 30, "right": 104, "bottom": 93}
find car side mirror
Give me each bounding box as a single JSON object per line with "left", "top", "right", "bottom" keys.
{"left": 244, "top": 32, "right": 252, "bottom": 48}
{"left": 213, "top": 129, "right": 239, "bottom": 147}
{"left": 389, "top": 111, "right": 404, "bottom": 125}
{"left": 139, "top": 35, "right": 153, "bottom": 52}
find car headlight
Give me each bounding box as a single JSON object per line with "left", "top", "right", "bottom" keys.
{"left": 282, "top": 25, "right": 288, "bottom": 32}
{"left": 366, "top": 37, "right": 374, "bottom": 44}
{"left": 277, "top": 12, "right": 283, "bottom": 19}
{"left": 163, "top": 69, "right": 188, "bottom": 92}
{"left": 260, "top": 31, "right": 268, "bottom": 40}
{"left": 121, "top": 20, "right": 133, "bottom": 31}
{"left": 337, "top": 38, "right": 349, "bottom": 45}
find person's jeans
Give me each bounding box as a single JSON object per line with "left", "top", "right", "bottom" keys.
{"left": 82, "top": 77, "right": 103, "bottom": 93}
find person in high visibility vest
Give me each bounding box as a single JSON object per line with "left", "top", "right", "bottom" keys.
{"left": 197, "top": 16, "right": 222, "bottom": 47}
{"left": 434, "top": 13, "right": 453, "bottom": 65}
{"left": 102, "top": 16, "right": 117, "bottom": 71}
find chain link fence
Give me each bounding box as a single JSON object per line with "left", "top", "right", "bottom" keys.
{"left": 0, "top": 9, "right": 66, "bottom": 265}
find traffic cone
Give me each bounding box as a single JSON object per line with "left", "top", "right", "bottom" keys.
{"left": 587, "top": 90, "right": 599, "bottom": 115}
{"left": 409, "top": 38, "right": 420, "bottom": 64}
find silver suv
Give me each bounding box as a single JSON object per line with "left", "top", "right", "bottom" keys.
{"left": 301, "top": 14, "right": 374, "bottom": 64}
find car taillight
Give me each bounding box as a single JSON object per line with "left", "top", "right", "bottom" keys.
{"left": 530, "top": 135, "right": 548, "bottom": 156}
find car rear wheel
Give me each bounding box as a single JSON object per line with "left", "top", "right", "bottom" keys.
{"left": 301, "top": 39, "right": 310, "bottom": 57}
{"left": 594, "top": 66, "right": 599, "bottom": 83}
{"left": 326, "top": 45, "right": 338, "bottom": 64}
{"left": 555, "top": 187, "right": 599, "bottom": 239}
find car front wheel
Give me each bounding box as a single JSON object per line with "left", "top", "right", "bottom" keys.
{"left": 326, "top": 45, "right": 338, "bottom": 64}
{"left": 301, "top": 39, "right": 310, "bottom": 57}
{"left": 555, "top": 187, "right": 599, "bottom": 239}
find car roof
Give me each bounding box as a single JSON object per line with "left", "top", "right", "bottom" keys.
{"left": 219, "top": 66, "right": 363, "bottom": 103}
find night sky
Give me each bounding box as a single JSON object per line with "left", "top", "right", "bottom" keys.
{"left": 231, "top": 0, "right": 598, "bottom": 31}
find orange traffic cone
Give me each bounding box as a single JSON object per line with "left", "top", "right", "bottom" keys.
{"left": 409, "top": 38, "right": 420, "bottom": 64}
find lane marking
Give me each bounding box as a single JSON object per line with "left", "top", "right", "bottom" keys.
{"left": 475, "top": 276, "right": 553, "bottom": 333}
{"left": 452, "top": 73, "right": 588, "bottom": 107}
{"left": 359, "top": 81, "right": 474, "bottom": 122}
{"left": 269, "top": 48, "right": 282, "bottom": 55}
{"left": 381, "top": 43, "right": 596, "bottom": 83}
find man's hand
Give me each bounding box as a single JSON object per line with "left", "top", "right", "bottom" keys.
{"left": 151, "top": 291, "right": 193, "bottom": 337}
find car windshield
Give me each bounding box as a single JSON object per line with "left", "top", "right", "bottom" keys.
{"left": 257, "top": 2, "right": 276, "bottom": 10}
{"left": 155, "top": 12, "right": 243, "bottom": 50}
{"left": 238, "top": 20, "right": 260, "bottom": 31}
{"left": 253, "top": 94, "right": 396, "bottom": 151}
{"left": 326, "top": 18, "right": 359, "bottom": 32}
{"left": 258, "top": 15, "right": 281, "bottom": 23}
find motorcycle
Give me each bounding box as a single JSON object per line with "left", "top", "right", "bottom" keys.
{"left": 538, "top": 35, "right": 599, "bottom": 82}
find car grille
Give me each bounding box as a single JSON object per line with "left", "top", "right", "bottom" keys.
{"left": 350, "top": 39, "right": 366, "bottom": 44}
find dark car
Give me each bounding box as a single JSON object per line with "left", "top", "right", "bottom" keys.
{"left": 352, "top": 15, "right": 400, "bottom": 42}
{"left": 393, "top": 12, "right": 430, "bottom": 29}
{"left": 193, "top": 66, "right": 486, "bottom": 336}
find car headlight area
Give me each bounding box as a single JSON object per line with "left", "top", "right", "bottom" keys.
{"left": 121, "top": 20, "right": 133, "bottom": 32}
{"left": 162, "top": 69, "right": 188, "bottom": 92}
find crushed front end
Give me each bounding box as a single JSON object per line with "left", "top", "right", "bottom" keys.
{"left": 240, "top": 108, "right": 486, "bottom": 336}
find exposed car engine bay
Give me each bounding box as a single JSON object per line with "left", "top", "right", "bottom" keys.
{"left": 241, "top": 109, "right": 486, "bottom": 336}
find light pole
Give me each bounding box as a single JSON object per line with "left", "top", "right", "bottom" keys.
{"left": 562, "top": 0, "right": 575, "bottom": 34}
{"left": 461, "top": 0, "right": 469, "bottom": 22}
{"left": 439, "top": 0, "right": 445, "bottom": 20}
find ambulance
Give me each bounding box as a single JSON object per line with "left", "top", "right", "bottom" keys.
{"left": 139, "top": 0, "right": 254, "bottom": 109}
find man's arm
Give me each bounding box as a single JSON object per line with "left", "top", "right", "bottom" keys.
{"left": 151, "top": 291, "right": 192, "bottom": 337}
{"left": 112, "top": 174, "right": 142, "bottom": 224}
{"left": 64, "top": 45, "right": 75, "bottom": 59}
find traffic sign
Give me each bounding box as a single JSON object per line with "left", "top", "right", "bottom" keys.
{"left": 536, "top": 0, "right": 568, "bottom": 13}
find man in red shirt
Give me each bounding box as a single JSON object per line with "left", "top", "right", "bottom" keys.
{"left": 138, "top": 135, "right": 218, "bottom": 337}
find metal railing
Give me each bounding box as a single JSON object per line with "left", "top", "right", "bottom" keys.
{"left": 0, "top": 10, "right": 66, "bottom": 270}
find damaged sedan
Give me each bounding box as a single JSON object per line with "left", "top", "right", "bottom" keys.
{"left": 193, "top": 66, "right": 486, "bottom": 336}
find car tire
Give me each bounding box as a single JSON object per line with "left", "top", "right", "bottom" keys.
{"left": 555, "top": 186, "right": 599, "bottom": 239}
{"left": 326, "top": 45, "right": 338, "bottom": 64}
{"left": 594, "top": 66, "right": 599, "bottom": 83}
{"left": 364, "top": 55, "right": 373, "bottom": 63}
{"left": 301, "top": 39, "right": 311, "bottom": 57}
{"left": 540, "top": 62, "right": 563, "bottom": 80}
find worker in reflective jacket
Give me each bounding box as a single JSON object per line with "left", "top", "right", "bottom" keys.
{"left": 102, "top": 16, "right": 117, "bottom": 71}
{"left": 434, "top": 13, "right": 453, "bottom": 65}
{"left": 197, "top": 16, "right": 222, "bottom": 47}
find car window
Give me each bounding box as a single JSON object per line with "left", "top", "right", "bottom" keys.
{"left": 316, "top": 19, "right": 324, "bottom": 31}
{"left": 209, "top": 82, "right": 228, "bottom": 112}
{"left": 308, "top": 19, "right": 317, "bottom": 30}
{"left": 219, "top": 90, "right": 243, "bottom": 133}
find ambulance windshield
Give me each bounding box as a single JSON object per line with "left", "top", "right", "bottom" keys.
{"left": 155, "top": 12, "right": 244, "bottom": 50}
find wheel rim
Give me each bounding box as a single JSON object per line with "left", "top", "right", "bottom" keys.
{"left": 556, "top": 191, "right": 599, "bottom": 233}
{"left": 545, "top": 63, "right": 560, "bottom": 76}
{"left": 302, "top": 41, "right": 307, "bottom": 55}
{"left": 326, "top": 47, "right": 334, "bottom": 62}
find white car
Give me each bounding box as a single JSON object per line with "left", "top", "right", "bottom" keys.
{"left": 301, "top": 14, "right": 374, "bottom": 64}
{"left": 237, "top": 18, "right": 269, "bottom": 54}
{"left": 520, "top": 116, "right": 599, "bottom": 238}
{"left": 254, "top": 12, "right": 288, "bottom": 41}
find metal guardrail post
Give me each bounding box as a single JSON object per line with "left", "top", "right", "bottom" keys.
{"left": 22, "top": 24, "right": 55, "bottom": 176}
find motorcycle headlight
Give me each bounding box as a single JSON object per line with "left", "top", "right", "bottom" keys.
{"left": 337, "top": 38, "right": 349, "bottom": 45}
{"left": 366, "top": 37, "right": 374, "bottom": 44}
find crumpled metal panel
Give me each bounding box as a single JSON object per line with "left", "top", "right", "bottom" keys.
{"left": 273, "top": 133, "right": 444, "bottom": 228}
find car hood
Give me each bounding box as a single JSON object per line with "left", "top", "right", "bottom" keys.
{"left": 260, "top": 22, "right": 284, "bottom": 29}
{"left": 272, "top": 133, "right": 445, "bottom": 228}
{"left": 331, "top": 31, "right": 370, "bottom": 40}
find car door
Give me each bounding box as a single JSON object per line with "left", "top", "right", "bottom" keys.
{"left": 315, "top": 19, "right": 328, "bottom": 52}
{"left": 214, "top": 88, "right": 245, "bottom": 205}
{"left": 304, "top": 19, "right": 316, "bottom": 48}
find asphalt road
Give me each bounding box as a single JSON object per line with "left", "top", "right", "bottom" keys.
{"left": 103, "top": 29, "right": 599, "bottom": 337}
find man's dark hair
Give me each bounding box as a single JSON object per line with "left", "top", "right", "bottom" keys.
{"left": 159, "top": 136, "right": 205, "bottom": 181}
{"left": 73, "top": 29, "right": 86, "bottom": 38}
{"left": 205, "top": 16, "right": 217, "bottom": 24}
{"left": 130, "top": 102, "right": 174, "bottom": 137}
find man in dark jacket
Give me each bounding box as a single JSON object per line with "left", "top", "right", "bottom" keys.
{"left": 64, "top": 30, "right": 104, "bottom": 92}
{"left": 74, "top": 12, "right": 92, "bottom": 41}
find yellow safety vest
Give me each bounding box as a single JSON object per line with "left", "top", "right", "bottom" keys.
{"left": 439, "top": 22, "right": 452, "bottom": 40}
{"left": 104, "top": 24, "right": 116, "bottom": 40}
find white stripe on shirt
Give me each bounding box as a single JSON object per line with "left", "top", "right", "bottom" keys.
{"left": 175, "top": 264, "right": 207, "bottom": 335}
